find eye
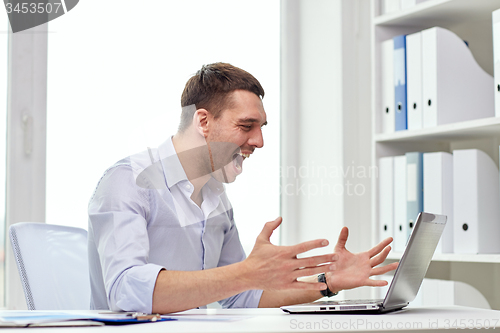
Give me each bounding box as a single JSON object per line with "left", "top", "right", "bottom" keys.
{"left": 240, "top": 125, "right": 252, "bottom": 131}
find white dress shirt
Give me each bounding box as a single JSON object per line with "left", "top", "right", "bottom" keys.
{"left": 88, "top": 137, "right": 263, "bottom": 313}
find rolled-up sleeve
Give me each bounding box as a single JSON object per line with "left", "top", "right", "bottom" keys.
{"left": 89, "top": 165, "right": 164, "bottom": 313}
{"left": 219, "top": 289, "right": 264, "bottom": 309}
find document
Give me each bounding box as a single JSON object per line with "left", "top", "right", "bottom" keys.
{"left": 406, "top": 31, "right": 423, "bottom": 130}
{"left": 406, "top": 152, "right": 423, "bottom": 238}
{"left": 453, "top": 149, "right": 500, "bottom": 254}
{"left": 381, "top": 38, "right": 395, "bottom": 133}
{"left": 394, "top": 35, "right": 407, "bottom": 131}
{"left": 382, "top": 0, "right": 400, "bottom": 14}
{"left": 423, "top": 152, "right": 453, "bottom": 253}
{"left": 0, "top": 311, "right": 175, "bottom": 327}
{"left": 422, "top": 27, "right": 494, "bottom": 127}
{"left": 378, "top": 156, "right": 394, "bottom": 242}
{"left": 393, "top": 155, "right": 407, "bottom": 252}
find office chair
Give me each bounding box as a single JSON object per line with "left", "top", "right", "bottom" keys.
{"left": 9, "top": 222, "right": 91, "bottom": 310}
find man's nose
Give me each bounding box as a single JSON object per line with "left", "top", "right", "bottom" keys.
{"left": 249, "top": 128, "right": 264, "bottom": 148}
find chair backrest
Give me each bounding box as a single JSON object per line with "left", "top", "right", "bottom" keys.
{"left": 9, "top": 222, "right": 90, "bottom": 310}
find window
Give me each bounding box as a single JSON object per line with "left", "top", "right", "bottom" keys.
{"left": 46, "top": 0, "right": 280, "bottom": 255}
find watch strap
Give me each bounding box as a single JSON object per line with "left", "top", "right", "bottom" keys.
{"left": 318, "top": 273, "right": 338, "bottom": 297}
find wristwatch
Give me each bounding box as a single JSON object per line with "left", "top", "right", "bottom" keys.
{"left": 318, "top": 273, "right": 338, "bottom": 297}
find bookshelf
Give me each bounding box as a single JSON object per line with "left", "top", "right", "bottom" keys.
{"left": 375, "top": 117, "right": 500, "bottom": 144}
{"left": 374, "top": 0, "right": 500, "bottom": 27}
{"left": 387, "top": 252, "right": 500, "bottom": 264}
{"left": 371, "top": 0, "right": 500, "bottom": 309}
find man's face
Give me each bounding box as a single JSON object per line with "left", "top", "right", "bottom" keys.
{"left": 206, "top": 89, "right": 267, "bottom": 183}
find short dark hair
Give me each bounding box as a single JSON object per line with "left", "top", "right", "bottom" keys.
{"left": 178, "top": 62, "right": 265, "bottom": 132}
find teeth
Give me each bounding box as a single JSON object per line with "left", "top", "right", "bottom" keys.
{"left": 239, "top": 153, "right": 250, "bottom": 159}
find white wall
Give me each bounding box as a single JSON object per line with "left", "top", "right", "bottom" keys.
{"left": 340, "top": 0, "right": 373, "bottom": 254}
{"left": 280, "top": 0, "right": 344, "bottom": 253}
{"left": 281, "top": 0, "right": 373, "bottom": 299}
{"left": 281, "top": 0, "right": 372, "bottom": 254}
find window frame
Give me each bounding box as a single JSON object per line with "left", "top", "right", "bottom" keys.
{"left": 5, "top": 23, "right": 48, "bottom": 310}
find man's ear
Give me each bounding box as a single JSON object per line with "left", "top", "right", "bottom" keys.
{"left": 193, "top": 109, "right": 210, "bottom": 138}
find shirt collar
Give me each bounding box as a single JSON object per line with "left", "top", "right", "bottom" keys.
{"left": 158, "top": 136, "right": 188, "bottom": 189}
{"left": 158, "top": 136, "right": 224, "bottom": 197}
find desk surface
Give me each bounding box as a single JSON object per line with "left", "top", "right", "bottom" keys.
{"left": 2, "top": 306, "right": 500, "bottom": 332}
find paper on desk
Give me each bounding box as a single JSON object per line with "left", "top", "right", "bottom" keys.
{"left": 0, "top": 311, "right": 175, "bottom": 327}
{"left": 162, "top": 314, "right": 251, "bottom": 322}
{"left": 0, "top": 311, "right": 89, "bottom": 325}
{"left": 92, "top": 313, "right": 175, "bottom": 324}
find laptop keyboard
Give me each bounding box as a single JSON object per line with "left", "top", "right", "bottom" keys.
{"left": 315, "top": 299, "right": 384, "bottom": 305}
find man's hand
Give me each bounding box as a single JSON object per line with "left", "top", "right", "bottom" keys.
{"left": 325, "top": 227, "right": 398, "bottom": 293}
{"left": 242, "top": 217, "right": 337, "bottom": 292}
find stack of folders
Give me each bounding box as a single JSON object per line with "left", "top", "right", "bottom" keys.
{"left": 380, "top": 27, "right": 495, "bottom": 133}
{"left": 380, "top": 0, "right": 429, "bottom": 15}
{"left": 378, "top": 148, "right": 500, "bottom": 254}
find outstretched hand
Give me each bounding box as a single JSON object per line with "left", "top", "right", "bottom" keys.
{"left": 243, "top": 217, "right": 337, "bottom": 292}
{"left": 325, "top": 227, "right": 398, "bottom": 293}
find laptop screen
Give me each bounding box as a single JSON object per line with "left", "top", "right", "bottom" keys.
{"left": 383, "top": 212, "right": 447, "bottom": 310}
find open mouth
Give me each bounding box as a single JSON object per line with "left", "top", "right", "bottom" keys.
{"left": 232, "top": 152, "right": 250, "bottom": 173}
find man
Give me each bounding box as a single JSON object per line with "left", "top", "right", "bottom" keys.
{"left": 88, "top": 62, "right": 397, "bottom": 314}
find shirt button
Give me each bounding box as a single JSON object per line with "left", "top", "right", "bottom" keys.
{"left": 186, "top": 184, "right": 191, "bottom": 189}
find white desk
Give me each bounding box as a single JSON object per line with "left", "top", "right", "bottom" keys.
{"left": 2, "top": 306, "right": 500, "bottom": 332}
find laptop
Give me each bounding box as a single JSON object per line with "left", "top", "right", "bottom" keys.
{"left": 281, "top": 212, "right": 447, "bottom": 314}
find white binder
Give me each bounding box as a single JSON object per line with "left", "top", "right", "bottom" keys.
{"left": 378, "top": 157, "right": 394, "bottom": 242}
{"left": 406, "top": 152, "right": 423, "bottom": 236}
{"left": 493, "top": 9, "right": 500, "bottom": 117}
{"left": 423, "top": 152, "right": 453, "bottom": 253}
{"left": 453, "top": 149, "right": 500, "bottom": 254}
{"left": 382, "top": 0, "right": 400, "bottom": 14}
{"left": 421, "top": 27, "right": 494, "bottom": 127}
{"left": 400, "top": 0, "right": 428, "bottom": 11}
{"left": 381, "top": 39, "right": 395, "bottom": 133}
{"left": 393, "top": 155, "right": 407, "bottom": 252}
{"left": 406, "top": 32, "right": 423, "bottom": 130}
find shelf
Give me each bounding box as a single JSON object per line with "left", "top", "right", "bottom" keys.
{"left": 375, "top": 116, "right": 500, "bottom": 143}
{"left": 371, "top": 0, "right": 500, "bottom": 310}
{"left": 374, "top": 0, "right": 500, "bottom": 27}
{"left": 387, "top": 252, "right": 500, "bottom": 263}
